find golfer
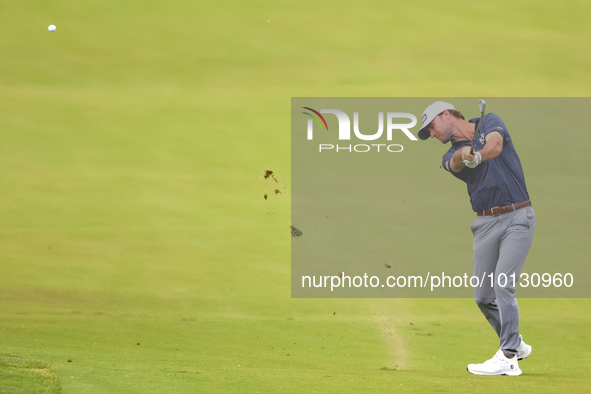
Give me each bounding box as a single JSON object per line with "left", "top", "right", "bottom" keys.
{"left": 418, "top": 101, "right": 536, "bottom": 376}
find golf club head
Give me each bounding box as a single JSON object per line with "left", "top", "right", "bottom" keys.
{"left": 478, "top": 100, "right": 486, "bottom": 114}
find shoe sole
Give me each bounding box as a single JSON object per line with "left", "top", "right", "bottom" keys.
{"left": 467, "top": 367, "right": 522, "bottom": 376}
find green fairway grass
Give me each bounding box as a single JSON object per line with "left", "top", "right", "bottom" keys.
{"left": 1, "top": 0, "right": 591, "bottom": 392}
{"left": 0, "top": 353, "right": 60, "bottom": 393}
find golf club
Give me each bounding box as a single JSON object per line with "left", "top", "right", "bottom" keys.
{"left": 470, "top": 99, "right": 486, "bottom": 154}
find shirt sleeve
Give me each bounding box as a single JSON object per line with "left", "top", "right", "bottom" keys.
{"left": 442, "top": 149, "right": 455, "bottom": 173}
{"left": 442, "top": 145, "right": 470, "bottom": 181}
{"left": 483, "top": 113, "right": 511, "bottom": 143}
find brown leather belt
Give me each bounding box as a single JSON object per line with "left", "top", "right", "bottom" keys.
{"left": 477, "top": 200, "right": 532, "bottom": 217}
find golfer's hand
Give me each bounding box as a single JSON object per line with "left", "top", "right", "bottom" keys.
{"left": 460, "top": 147, "right": 475, "bottom": 162}
{"left": 462, "top": 148, "right": 482, "bottom": 168}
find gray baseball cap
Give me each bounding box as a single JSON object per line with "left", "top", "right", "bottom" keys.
{"left": 417, "top": 101, "right": 456, "bottom": 140}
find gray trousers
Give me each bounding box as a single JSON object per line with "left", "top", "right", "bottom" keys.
{"left": 471, "top": 206, "right": 536, "bottom": 357}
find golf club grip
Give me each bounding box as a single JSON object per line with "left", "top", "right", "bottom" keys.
{"left": 470, "top": 116, "right": 484, "bottom": 155}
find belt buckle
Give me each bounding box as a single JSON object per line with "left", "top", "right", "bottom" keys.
{"left": 490, "top": 206, "right": 501, "bottom": 216}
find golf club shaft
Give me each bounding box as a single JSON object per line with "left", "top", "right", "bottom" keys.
{"left": 470, "top": 100, "right": 486, "bottom": 154}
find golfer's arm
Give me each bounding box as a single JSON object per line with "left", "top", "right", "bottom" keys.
{"left": 479, "top": 132, "right": 503, "bottom": 161}
{"left": 450, "top": 150, "right": 466, "bottom": 172}
{"left": 449, "top": 132, "right": 504, "bottom": 173}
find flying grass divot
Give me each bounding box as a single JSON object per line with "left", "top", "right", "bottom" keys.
{"left": 263, "top": 169, "right": 283, "bottom": 199}
{"left": 263, "top": 169, "right": 278, "bottom": 182}
{"left": 262, "top": 168, "right": 295, "bottom": 237}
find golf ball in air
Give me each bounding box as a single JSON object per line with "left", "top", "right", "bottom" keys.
{"left": 48, "top": 25, "right": 56, "bottom": 32}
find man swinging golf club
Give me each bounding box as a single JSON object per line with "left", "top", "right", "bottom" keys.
{"left": 418, "top": 101, "right": 536, "bottom": 376}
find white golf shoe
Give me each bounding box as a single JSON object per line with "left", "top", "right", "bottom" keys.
{"left": 516, "top": 335, "right": 532, "bottom": 361}
{"left": 467, "top": 349, "right": 522, "bottom": 376}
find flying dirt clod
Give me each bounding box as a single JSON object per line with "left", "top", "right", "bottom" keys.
{"left": 290, "top": 226, "right": 303, "bottom": 238}
{"left": 264, "top": 170, "right": 278, "bottom": 182}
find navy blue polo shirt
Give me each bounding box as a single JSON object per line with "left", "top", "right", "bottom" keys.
{"left": 441, "top": 113, "right": 530, "bottom": 212}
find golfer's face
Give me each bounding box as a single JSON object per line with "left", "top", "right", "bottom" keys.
{"left": 429, "top": 114, "right": 453, "bottom": 143}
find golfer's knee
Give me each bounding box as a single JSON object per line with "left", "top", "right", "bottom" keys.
{"left": 494, "top": 284, "right": 516, "bottom": 298}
